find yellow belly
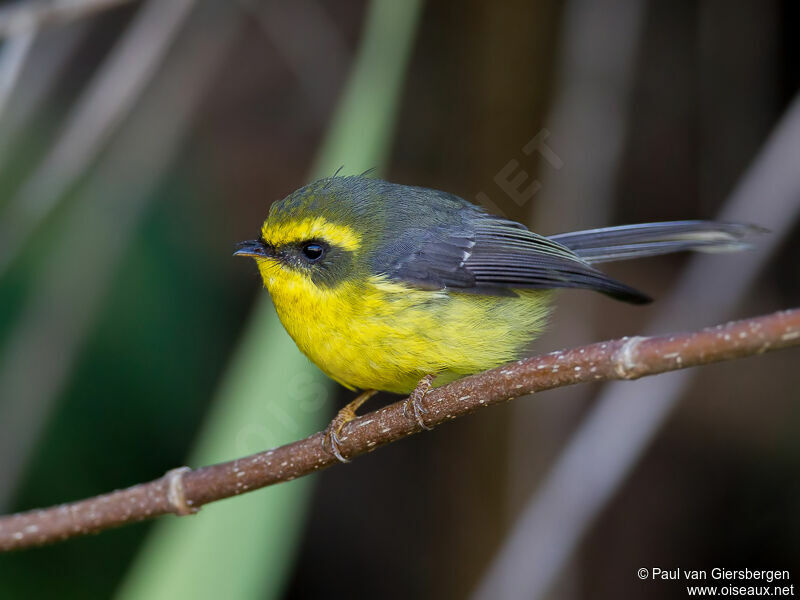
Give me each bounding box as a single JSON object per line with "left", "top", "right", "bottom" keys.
{"left": 259, "top": 261, "right": 553, "bottom": 394}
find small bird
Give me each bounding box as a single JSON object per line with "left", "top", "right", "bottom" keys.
{"left": 236, "top": 175, "right": 759, "bottom": 461}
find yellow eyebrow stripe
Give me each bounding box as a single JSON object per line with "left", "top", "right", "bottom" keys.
{"left": 262, "top": 216, "right": 362, "bottom": 251}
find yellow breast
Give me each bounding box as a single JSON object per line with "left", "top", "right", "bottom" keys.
{"left": 258, "top": 259, "right": 553, "bottom": 394}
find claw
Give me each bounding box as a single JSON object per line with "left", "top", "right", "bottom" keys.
{"left": 322, "top": 389, "right": 378, "bottom": 463}
{"left": 404, "top": 374, "right": 435, "bottom": 431}
{"left": 322, "top": 426, "right": 349, "bottom": 463}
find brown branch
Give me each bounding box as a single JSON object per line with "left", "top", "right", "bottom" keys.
{"left": 1, "top": 307, "right": 799, "bottom": 552}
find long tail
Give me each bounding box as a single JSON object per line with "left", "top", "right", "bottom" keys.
{"left": 549, "top": 220, "right": 765, "bottom": 265}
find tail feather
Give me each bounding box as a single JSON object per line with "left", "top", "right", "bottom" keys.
{"left": 549, "top": 220, "right": 765, "bottom": 264}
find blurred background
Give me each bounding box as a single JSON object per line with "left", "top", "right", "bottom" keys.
{"left": 0, "top": 0, "right": 798, "bottom": 598}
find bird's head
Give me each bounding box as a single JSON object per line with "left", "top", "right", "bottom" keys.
{"left": 235, "top": 176, "right": 389, "bottom": 291}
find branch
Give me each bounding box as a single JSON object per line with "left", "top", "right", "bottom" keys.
{"left": 1, "top": 307, "right": 798, "bottom": 552}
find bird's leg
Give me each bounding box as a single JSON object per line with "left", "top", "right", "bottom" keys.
{"left": 323, "top": 389, "right": 378, "bottom": 463}
{"left": 403, "top": 374, "right": 436, "bottom": 431}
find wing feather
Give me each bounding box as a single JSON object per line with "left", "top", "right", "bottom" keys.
{"left": 378, "top": 212, "right": 651, "bottom": 304}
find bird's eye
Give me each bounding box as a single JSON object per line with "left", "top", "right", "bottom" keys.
{"left": 301, "top": 242, "right": 325, "bottom": 262}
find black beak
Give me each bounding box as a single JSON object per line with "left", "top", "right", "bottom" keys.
{"left": 234, "top": 239, "right": 272, "bottom": 258}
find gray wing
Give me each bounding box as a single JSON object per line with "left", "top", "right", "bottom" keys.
{"left": 375, "top": 211, "right": 651, "bottom": 304}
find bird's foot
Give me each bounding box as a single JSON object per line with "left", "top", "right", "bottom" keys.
{"left": 322, "top": 389, "right": 378, "bottom": 463}
{"left": 403, "top": 374, "right": 436, "bottom": 431}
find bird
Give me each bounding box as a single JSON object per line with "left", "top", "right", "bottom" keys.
{"left": 235, "top": 175, "right": 761, "bottom": 461}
